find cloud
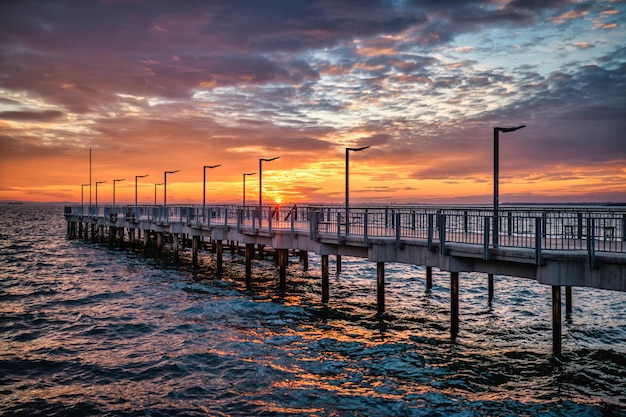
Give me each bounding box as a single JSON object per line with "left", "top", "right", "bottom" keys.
{"left": 0, "top": 110, "right": 65, "bottom": 122}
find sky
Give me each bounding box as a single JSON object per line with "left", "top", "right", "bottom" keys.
{"left": 0, "top": 0, "right": 625, "bottom": 205}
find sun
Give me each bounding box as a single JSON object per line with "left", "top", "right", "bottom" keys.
{"left": 274, "top": 196, "right": 283, "bottom": 205}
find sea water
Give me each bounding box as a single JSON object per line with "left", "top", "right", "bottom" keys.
{"left": 1, "top": 204, "right": 625, "bottom": 416}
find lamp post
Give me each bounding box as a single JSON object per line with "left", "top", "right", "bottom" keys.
{"left": 493, "top": 125, "right": 525, "bottom": 246}
{"left": 163, "top": 170, "right": 179, "bottom": 208}
{"left": 243, "top": 172, "right": 256, "bottom": 206}
{"left": 81, "top": 183, "right": 89, "bottom": 214}
{"left": 259, "top": 157, "right": 279, "bottom": 226}
{"left": 95, "top": 181, "right": 106, "bottom": 211}
{"left": 346, "top": 146, "right": 370, "bottom": 235}
{"left": 113, "top": 178, "right": 125, "bottom": 206}
{"left": 135, "top": 174, "right": 149, "bottom": 207}
{"left": 203, "top": 164, "right": 221, "bottom": 212}
{"left": 154, "top": 183, "right": 163, "bottom": 206}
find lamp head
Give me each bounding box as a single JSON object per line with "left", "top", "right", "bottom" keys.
{"left": 261, "top": 157, "right": 280, "bottom": 162}
{"left": 347, "top": 146, "right": 371, "bottom": 152}
{"left": 496, "top": 125, "right": 526, "bottom": 133}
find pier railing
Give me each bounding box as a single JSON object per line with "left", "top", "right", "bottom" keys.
{"left": 65, "top": 204, "right": 626, "bottom": 255}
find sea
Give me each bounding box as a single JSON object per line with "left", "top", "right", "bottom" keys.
{"left": 1, "top": 204, "right": 625, "bottom": 417}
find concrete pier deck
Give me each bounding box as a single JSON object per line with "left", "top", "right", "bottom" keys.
{"left": 65, "top": 204, "right": 626, "bottom": 354}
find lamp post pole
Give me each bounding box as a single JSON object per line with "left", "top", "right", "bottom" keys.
{"left": 346, "top": 146, "right": 370, "bottom": 235}
{"left": 259, "top": 157, "right": 279, "bottom": 226}
{"left": 81, "top": 183, "right": 89, "bottom": 214}
{"left": 163, "top": 170, "right": 179, "bottom": 208}
{"left": 135, "top": 175, "right": 149, "bottom": 207}
{"left": 243, "top": 172, "right": 256, "bottom": 206}
{"left": 95, "top": 181, "right": 106, "bottom": 212}
{"left": 493, "top": 125, "right": 525, "bottom": 246}
{"left": 203, "top": 165, "right": 221, "bottom": 217}
{"left": 113, "top": 178, "right": 125, "bottom": 206}
{"left": 154, "top": 183, "right": 163, "bottom": 206}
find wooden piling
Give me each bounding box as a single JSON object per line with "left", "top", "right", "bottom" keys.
{"left": 377, "top": 261, "right": 385, "bottom": 314}
{"left": 321, "top": 254, "right": 329, "bottom": 304}
{"left": 552, "top": 285, "right": 562, "bottom": 355}
{"left": 336, "top": 255, "right": 342, "bottom": 275}
{"left": 299, "top": 250, "right": 308, "bottom": 271}
{"left": 245, "top": 243, "right": 254, "bottom": 284}
{"left": 488, "top": 273, "right": 494, "bottom": 304}
{"left": 451, "top": 271, "right": 459, "bottom": 339}
{"left": 216, "top": 240, "right": 223, "bottom": 278}
{"left": 426, "top": 266, "right": 433, "bottom": 291}
{"left": 278, "top": 249, "right": 288, "bottom": 293}
{"left": 192, "top": 236, "right": 199, "bottom": 268}
{"left": 565, "top": 286, "right": 572, "bottom": 315}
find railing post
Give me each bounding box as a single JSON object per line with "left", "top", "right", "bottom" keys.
{"left": 483, "top": 216, "right": 491, "bottom": 260}
{"left": 507, "top": 211, "right": 513, "bottom": 236}
{"left": 622, "top": 214, "right": 626, "bottom": 242}
{"left": 439, "top": 214, "right": 447, "bottom": 255}
{"left": 464, "top": 210, "right": 469, "bottom": 233}
{"left": 588, "top": 217, "right": 596, "bottom": 268}
{"left": 395, "top": 212, "right": 401, "bottom": 248}
{"left": 364, "top": 209, "right": 369, "bottom": 247}
{"left": 224, "top": 208, "right": 228, "bottom": 227}
{"left": 535, "top": 216, "right": 543, "bottom": 265}
{"left": 428, "top": 213, "right": 434, "bottom": 251}
{"left": 336, "top": 212, "right": 341, "bottom": 244}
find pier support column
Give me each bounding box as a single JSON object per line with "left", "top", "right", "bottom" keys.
{"left": 156, "top": 232, "right": 163, "bottom": 258}
{"left": 488, "top": 273, "right": 494, "bottom": 304}
{"left": 565, "top": 286, "right": 572, "bottom": 316}
{"left": 278, "top": 249, "right": 288, "bottom": 294}
{"left": 451, "top": 272, "right": 459, "bottom": 340}
{"left": 299, "top": 250, "right": 308, "bottom": 272}
{"left": 172, "top": 234, "right": 180, "bottom": 264}
{"left": 108, "top": 227, "right": 116, "bottom": 249}
{"left": 552, "top": 285, "right": 562, "bottom": 355}
{"left": 336, "top": 255, "right": 342, "bottom": 275}
{"left": 426, "top": 266, "right": 433, "bottom": 291}
{"left": 192, "top": 236, "right": 200, "bottom": 268}
{"left": 321, "top": 254, "right": 329, "bottom": 304}
{"left": 245, "top": 243, "right": 254, "bottom": 285}
{"left": 143, "top": 232, "right": 151, "bottom": 257}
{"left": 257, "top": 244, "right": 265, "bottom": 260}
{"left": 216, "top": 240, "right": 223, "bottom": 278}
{"left": 377, "top": 262, "right": 385, "bottom": 314}
{"left": 118, "top": 227, "right": 125, "bottom": 249}
{"left": 129, "top": 228, "right": 135, "bottom": 251}
{"left": 230, "top": 240, "right": 237, "bottom": 255}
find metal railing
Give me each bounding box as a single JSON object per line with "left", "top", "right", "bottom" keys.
{"left": 65, "top": 204, "right": 626, "bottom": 256}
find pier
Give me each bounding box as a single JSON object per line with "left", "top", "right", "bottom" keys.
{"left": 64, "top": 204, "right": 626, "bottom": 355}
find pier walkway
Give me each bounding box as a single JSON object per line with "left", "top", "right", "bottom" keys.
{"left": 65, "top": 204, "right": 626, "bottom": 354}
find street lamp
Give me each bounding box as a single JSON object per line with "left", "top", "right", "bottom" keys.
{"left": 243, "top": 172, "right": 256, "bottom": 206}
{"left": 163, "top": 170, "right": 179, "bottom": 208}
{"left": 135, "top": 174, "right": 149, "bottom": 207}
{"left": 493, "top": 125, "right": 525, "bottom": 246}
{"left": 154, "top": 183, "right": 163, "bottom": 206}
{"left": 95, "top": 181, "right": 106, "bottom": 210}
{"left": 346, "top": 146, "right": 370, "bottom": 234}
{"left": 203, "top": 165, "right": 221, "bottom": 210}
{"left": 81, "top": 183, "right": 90, "bottom": 214}
{"left": 259, "top": 157, "right": 279, "bottom": 207}
{"left": 113, "top": 178, "right": 125, "bottom": 206}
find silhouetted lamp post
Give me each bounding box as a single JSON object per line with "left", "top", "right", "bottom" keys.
{"left": 346, "top": 146, "right": 370, "bottom": 235}
{"left": 259, "top": 157, "right": 279, "bottom": 226}
{"left": 113, "top": 178, "right": 125, "bottom": 206}
{"left": 163, "top": 170, "right": 179, "bottom": 208}
{"left": 243, "top": 172, "right": 256, "bottom": 206}
{"left": 154, "top": 183, "right": 163, "bottom": 206}
{"left": 95, "top": 181, "right": 106, "bottom": 210}
{"left": 135, "top": 174, "right": 148, "bottom": 207}
{"left": 493, "top": 125, "right": 525, "bottom": 246}
{"left": 203, "top": 164, "right": 221, "bottom": 212}
{"left": 81, "top": 183, "right": 89, "bottom": 214}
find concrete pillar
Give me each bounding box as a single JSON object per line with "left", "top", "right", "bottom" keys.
{"left": 552, "top": 285, "right": 562, "bottom": 355}
{"left": 488, "top": 273, "right": 494, "bottom": 304}
{"left": 426, "top": 266, "right": 433, "bottom": 291}
{"left": 173, "top": 234, "right": 180, "bottom": 264}
{"left": 156, "top": 232, "right": 163, "bottom": 258}
{"left": 451, "top": 271, "right": 459, "bottom": 339}
{"left": 245, "top": 243, "right": 254, "bottom": 284}
{"left": 299, "top": 250, "right": 308, "bottom": 272}
{"left": 377, "top": 261, "right": 385, "bottom": 314}
{"left": 565, "top": 286, "right": 572, "bottom": 316}
{"left": 336, "top": 255, "right": 342, "bottom": 275}
{"left": 216, "top": 240, "right": 223, "bottom": 278}
{"left": 192, "top": 236, "right": 200, "bottom": 268}
{"left": 278, "top": 249, "right": 288, "bottom": 294}
{"left": 321, "top": 254, "right": 329, "bottom": 304}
